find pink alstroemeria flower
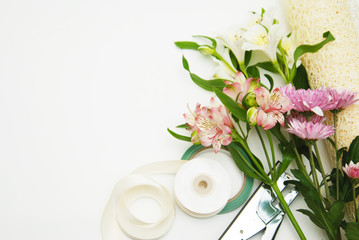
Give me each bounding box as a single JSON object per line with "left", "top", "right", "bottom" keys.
{"left": 285, "top": 114, "right": 335, "bottom": 141}
{"left": 326, "top": 88, "right": 358, "bottom": 111}
{"left": 342, "top": 161, "right": 359, "bottom": 179}
{"left": 184, "top": 97, "right": 233, "bottom": 153}
{"left": 223, "top": 72, "right": 257, "bottom": 105}
{"left": 279, "top": 84, "right": 332, "bottom": 116}
{"left": 255, "top": 87, "right": 293, "bottom": 130}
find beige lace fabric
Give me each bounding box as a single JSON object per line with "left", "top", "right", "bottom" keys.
{"left": 284, "top": 0, "right": 359, "bottom": 221}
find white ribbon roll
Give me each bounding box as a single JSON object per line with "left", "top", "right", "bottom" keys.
{"left": 174, "top": 157, "right": 231, "bottom": 218}
{"left": 101, "top": 158, "right": 241, "bottom": 240}
{"left": 101, "top": 160, "right": 185, "bottom": 240}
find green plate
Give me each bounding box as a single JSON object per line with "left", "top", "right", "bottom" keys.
{"left": 181, "top": 144, "right": 254, "bottom": 214}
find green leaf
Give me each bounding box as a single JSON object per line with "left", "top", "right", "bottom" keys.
{"left": 277, "top": 148, "right": 295, "bottom": 177}
{"left": 342, "top": 149, "right": 350, "bottom": 166}
{"left": 264, "top": 74, "right": 274, "bottom": 92}
{"left": 290, "top": 169, "right": 345, "bottom": 240}
{"left": 328, "top": 167, "right": 357, "bottom": 202}
{"left": 255, "top": 61, "right": 278, "bottom": 73}
{"left": 293, "top": 31, "right": 335, "bottom": 64}
{"left": 193, "top": 35, "right": 217, "bottom": 48}
{"left": 269, "top": 125, "right": 288, "bottom": 145}
{"left": 297, "top": 209, "right": 326, "bottom": 229}
{"left": 229, "top": 49, "right": 239, "bottom": 71}
{"left": 182, "top": 55, "right": 190, "bottom": 70}
{"left": 337, "top": 147, "right": 347, "bottom": 164}
{"left": 327, "top": 201, "right": 345, "bottom": 227}
{"left": 345, "top": 222, "right": 359, "bottom": 240}
{"left": 227, "top": 143, "right": 260, "bottom": 180}
{"left": 189, "top": 73, "right": 227, "bottom": 92}
{"left": 175, "top": 41, "right": 200, "bottom": 50}
{"left": 167, "top": 128, "right": 191, "bottom": 142}
{"left": 327, "top": 137, "right": 335, "bottom": 148}
{"left": 291, "top": 135, "right": 320, "bottom": 171}
{"left": 181, "top": 56, "right": 226, "bottom": 91}
{"left": 176, "top": 123, "right": 189, "bottom": 129}
{"left": 246, "top": 65, "right": 260, "bottom": 78}
{"left": 244, "top": 51, "right": 252, "bottom": 67}
{"left": 229, "top": 142, "right": 269, "bottom": 184}
{"left": 347, "top": 136, "right": 359, "bottom": 164}
{"left": 213, "top": 88, "right": 247, "bottom": 122}
{"left": 292, "top": 64, "right": 310, "bottom": 90}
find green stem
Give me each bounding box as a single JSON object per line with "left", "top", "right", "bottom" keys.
{"left": 278, "top": 45, "right": 290, "bottom": 80}
{"left": 266, "top": 130, "right": 276, "bottom": 173}
{"left": 239, "top": 62, "right": 249, "bottom": 78}
{"left": 273, "top": 60, "right": 288, "bottom": 84}
{"left": 272, "top": 182, "right": 307, "bottom": 240}
{"left": 333, "top": 111, "right": 340, "bottom": 200}
{"left": 237, "top": 122, "right": 246, "bottom": 140}
{"left": 230, "top": 142, "right": 263, "bottom": 178}
{"left": 290, "top": 134, "right": 313, "bottom": 184}
{"left": 353, "top": 182, "right": 358, "bottom": 222}
{"left": 307, "top": 143, "right": 320, "bottom": 190}
{"left": 314, "top": 142, "right": 331, "bottom": 201}
{"left": 236, "top": 137, "right": 271, "bottom": 182}
{"left": 255, "top": 126, "right": 273, "bottom": 176}
{"left": 215, "top": 52, "right": 237, "bottom": 74}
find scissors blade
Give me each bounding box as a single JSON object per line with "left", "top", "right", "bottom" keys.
{"left": 260, "top": 212, "right": 284, "bottom": 240}
{"left": 219, "top": 183, "right": 269, "bottom": 240}
{"left": 219, "top": 171, "right": 296, "bottom": 240}
{"left": 260, "top": 187, "right": 299, "bottom": 240}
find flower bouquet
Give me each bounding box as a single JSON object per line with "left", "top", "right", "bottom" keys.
{"left": 169, "top": 8, "right": 359, "bottom": 240}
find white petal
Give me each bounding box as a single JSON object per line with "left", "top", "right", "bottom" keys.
{"left": 311, "top": 106, "right": 324, "bottom": 116}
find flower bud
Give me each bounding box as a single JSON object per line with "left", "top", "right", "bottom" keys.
{"left": 247, "top": 107, "right": 258, "bottom": 126}
{"left": 198, "top": 46, "right": 215, "bottom": 55}
{"left": 248, "top": 80, "right": 260, "bottom": 92}
{"left": 242, "top": 92, "right": 258, "bottom": 108}
{"left": 191, "top": 130, "right": 201, "bottom": 145}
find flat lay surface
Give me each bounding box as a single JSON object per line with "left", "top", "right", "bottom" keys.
{"left": 0, "top": 0, "right": 355, "bottom": 239}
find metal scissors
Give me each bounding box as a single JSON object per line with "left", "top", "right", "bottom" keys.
{"left": 219, "top": 172, "right": 299, "bottom": 240}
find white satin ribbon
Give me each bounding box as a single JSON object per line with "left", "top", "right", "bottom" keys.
{"left": 101, "top": 158, "right": 237, "bottom": 240}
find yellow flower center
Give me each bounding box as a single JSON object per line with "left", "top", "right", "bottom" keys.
{"left": 197, "top": 117, "right": 216, "bottom": 132}
{"left": 231, "top": 34, "right": 240, "bottom": 42}
{"left": 270, "top": 92, "right": 281, "bottom": 102}
{"left": 281, "top": 38, "right": 291, "bottom": 55}
{"left": 255, "top": 33, "right": 269, "bottom": 46}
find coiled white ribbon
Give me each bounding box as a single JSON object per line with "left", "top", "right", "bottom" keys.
{"left": 101, "top": 158, "right": 240, "bottom": 240}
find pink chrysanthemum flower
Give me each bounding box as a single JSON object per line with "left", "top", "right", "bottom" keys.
{"left": 279, "top": 84, "right": 332, "bottom": 116}
{"left": 326, "top": 88, "right": 358, "bottom": 111}
{"left": 342, "top": 161, "right": 359, "bottom": 179}
{"left": 254, "top": 87, "right": 293, "bottom": 130}
{"left": 222, "top": 72, "right": 257, "bottom": 105}
{"left": 184, "top": 97, "right": 233, "bottom": 153}
{"left": 285, "top": 113, "right": 335, "bottom": 141}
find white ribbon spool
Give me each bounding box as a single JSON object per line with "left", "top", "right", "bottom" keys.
{"left": 174, "top": 157, "right": 231, "bottom": 218}
{"left": 101, "top": 158, "right": 241, "bottom": 240}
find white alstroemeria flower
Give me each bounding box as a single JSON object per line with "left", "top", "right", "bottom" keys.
{"left": 241, "top": 23, "right": 282, "bottom": 62}
{"left": 213, "top": 59, "right": 236, "bottom": 80}
{"left": 218, "top": 33, "right": 246, "bottom": 66}
{"left": 280, "top": 32, "right": 301, "bottom": 67}
{"left": 212, "top": 45, "right": 237, "bottom": 79}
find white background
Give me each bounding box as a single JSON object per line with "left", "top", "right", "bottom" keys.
{"left": 0, "top": 0, "right": 346, "bottom": 239}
